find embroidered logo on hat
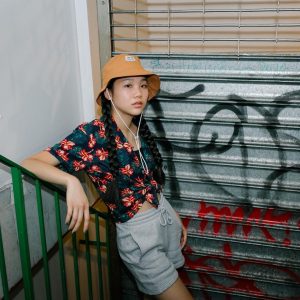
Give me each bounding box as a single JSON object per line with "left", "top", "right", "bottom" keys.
{"left": 125, "top": 55, "right": 136, "bottom": 62}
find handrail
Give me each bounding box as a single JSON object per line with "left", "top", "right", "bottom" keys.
{"left": 0, "top": 154, "right": 109, "bottom": 219}
{"left": 0, "top": 154, "right": 111, "bottom": 300}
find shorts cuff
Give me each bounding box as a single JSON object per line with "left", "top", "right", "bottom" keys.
{"left": 138, "top": 271, "right": 178, "bottom": 296}
{"left": 174, "top": 257, "right": 185, "bottom": 269}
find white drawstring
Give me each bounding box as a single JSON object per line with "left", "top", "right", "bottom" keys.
{"left": 108, "top": 92, "right": 149, "bottom": 174}
{"left": 159, "top": 195, "right": 173, "bottom": 226}
{"left": 160, "top": 206, "right": 173, "bottom": 226}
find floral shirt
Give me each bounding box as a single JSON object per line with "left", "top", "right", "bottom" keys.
{"left": 47, "top": 116, "right": 161, "bottom": 223}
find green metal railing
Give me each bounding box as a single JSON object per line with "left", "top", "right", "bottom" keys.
{"left": 0, "top": 154, "right": 111, "bottom": 300}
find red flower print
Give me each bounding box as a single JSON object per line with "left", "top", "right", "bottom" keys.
{"left": 123, "top": 142, "right": 132, "bottom": 153}
{"left": 120, "top": 164, "right": 134, "bottom": 176}
{"left": 104, "top": 173, "right": 113, "bottom": 182}
{"left": 146, "top": 193, "right": 154, "bottom": 203}
{"left": 99, "top": 179, "right": 108, "bottom": 185}
{"left": 127, "top": 211, "right": 135, "bottom": 218}
{"left": 56, "top": 150, "right": 69, "bottom": 161}
{"left": 93, "top": 120, "right": 105, "bottom": 129}
{"left": 131, "top": 201, "right": 142, "bottom": 212}
{"left": 98, "top": 129, "right": 106, "bottom": 138}
{"left": 138, "top": 188, "right": 147, "bottom": 195}
{"left": 99, "top": 185, "right": 107, "bottom": 193}
{"left": 150, "top": 179, "right": 158, "bottom": 189}
{"left": 95, "top": 120, "right": 106, "bottom": 137}
{"left": 79, "top": 149, "right": 93, "bottom": 162}
{"left": 60, "top": 139, "right": 75, "bottom": 150}
{"left": 122, "top": 195, "right": 135, "bottom": 207}
{"left": 107, "top": 203, "right": 117, "bottom": 210}
{"left": 78, "top": 123, "right": 88, "bottom": 134}
{"left": 115, "top": 136, "right": 123, "bottom": 149}
{"left": 121, "top": 188, "right": 133, "bottom": 197}
{"left": 133, "top": 156, "right": 140, "bottom": 166}
{"left": 134, "top": 177, "right": 145, "bottom": 187}
{"left": 88, "top": 165, "right": 101, "bottom": 173}
{"left": 73, "top": 160, "right": 86, "bottom": 171}
{"left": 88, "top": 134, "right": 96, "bottom": 148}
{"left": 95, "top": 148, "right": 108, "bottom": 160}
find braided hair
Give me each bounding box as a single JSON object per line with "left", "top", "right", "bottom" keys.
{"left": 98, "top": 93, "right": 120, "bottom": 205}
{"left": 96, "top": 84, "right": 165, "bottom": 205}
{"left": 134, "top": 115, "right": 165, "bottom": 185}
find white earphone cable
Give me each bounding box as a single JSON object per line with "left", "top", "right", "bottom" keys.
{"left": 108, "top": 92, "right": 149, "bottom": 174}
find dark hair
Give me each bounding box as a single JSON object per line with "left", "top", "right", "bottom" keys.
{"left": 97, "top": 90, "right": 165, "bottom": 205}
{"left": 135, "top": 115, "right": 165, "bottom": 184}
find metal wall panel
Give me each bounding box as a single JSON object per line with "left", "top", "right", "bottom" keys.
{"left": 105, "top": 1, "right": 300, "bottom": 298}
{"left": 131, "top": 56, "right": 300, "bottom": 300}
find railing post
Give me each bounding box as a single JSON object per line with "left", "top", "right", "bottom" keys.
{"left": 1, "top": 155, "right": 111, "bottom": 299}
{"left": 35, "top": 180, "right": 52, "bottom": 300}
{"left": 0, "top": 225, "right": 9, "bottom": 299}
{"left": 11, "top": 167, "right": 35, "bottom": 300}
{"left": 95, "top": 215, "right": 104, "bottom": 299}
{"left": 72, "top": 233, "right": 81, "bottom": 300}
{"left": 54, "top": 192, "right": 68, "bottom": 300}
{"left": 106, "top": 219, "right": 120, "bottom": 300}
{"left": 84, "top": 231, "right": 93, "bottom": 300}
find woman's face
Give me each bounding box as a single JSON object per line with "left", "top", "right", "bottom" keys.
{"left": 105, "top": 76, "right": 149, "bottom": 120}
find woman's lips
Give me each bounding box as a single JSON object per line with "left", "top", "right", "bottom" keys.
{"left": 132, "top": 101, "right": 143, "bottom": 108}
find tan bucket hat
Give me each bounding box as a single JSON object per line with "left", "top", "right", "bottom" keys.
{"left": 97, "top": 54, "right": 160, "bottom": 104}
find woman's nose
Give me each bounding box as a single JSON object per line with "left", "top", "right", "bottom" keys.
{"left": 133, "top": 85, "right": 143, "bottom": 97}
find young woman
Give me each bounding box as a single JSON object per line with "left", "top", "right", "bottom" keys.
{"left": 22, "top": 54, "right": 193, "bottom": 300}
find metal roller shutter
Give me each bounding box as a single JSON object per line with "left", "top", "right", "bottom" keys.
{"left": 141, "top": 56, "right": 300, "bottom": 299}
{"left": 98, "top": 1, "right": 300, "bottom": 298}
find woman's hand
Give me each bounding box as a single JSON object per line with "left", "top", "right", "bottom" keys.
{"left": 180, "top": 222, "right": 188, "bottom": 249}
{"left": 176, "top": 212, "right": 188, "bottom": 249}
{"left": 66, "top": 177, "right": 90, "bottom": 233}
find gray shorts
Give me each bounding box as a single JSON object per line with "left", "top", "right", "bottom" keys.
{"left": 116, "top": 194, "right": 185, "bottom": 295}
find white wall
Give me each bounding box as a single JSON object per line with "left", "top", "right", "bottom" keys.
{"left": 0, "top": 0, "right": 93, "bottom": 167}
{"left": 0, "top": 1, "right": 95, "bottom": 294}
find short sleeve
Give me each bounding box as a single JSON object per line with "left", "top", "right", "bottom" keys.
{"left": 47, "top": 121, "right": 103, "bottom": 174}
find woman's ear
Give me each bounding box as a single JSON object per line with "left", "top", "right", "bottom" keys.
{"left": 104, "top": 88, "right": 112, "bottom": 101}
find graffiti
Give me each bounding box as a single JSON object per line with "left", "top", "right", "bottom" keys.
{"left": 180, "top": 203, "right": 300, "bottom": 299}
{"left": 148, "top": 85, "right": 300, "bottom": 299}
{"left": 196, "top": 201, "right": 293, "bottom": 243}
{"left": 179, "top": 199, "right": 300, "bottom": 299}
{"left": 179, "top": 242, "right": 300, "bottom": 300}
{"left": 151, "top": 89, "right": 300, "bottom": 201}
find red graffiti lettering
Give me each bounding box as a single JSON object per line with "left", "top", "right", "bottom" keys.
{"left": 195, "top": 201, "right": 294, "bottom": 246}
{"left": 182, "top": 243, "right": 300, "bottom": 299}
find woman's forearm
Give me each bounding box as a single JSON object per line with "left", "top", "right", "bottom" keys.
{"left": 21, "top": 152, "right": 90, "bottom": 232}
{"left": 21, "top": 155, "right": 76, "bottom": 188}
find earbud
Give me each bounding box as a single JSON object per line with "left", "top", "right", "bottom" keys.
{"left": 106, "top": 88, "right": 112, "bottom": 101}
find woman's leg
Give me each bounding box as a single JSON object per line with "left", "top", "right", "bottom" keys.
{"left": 155, "top": 277, "right": 193, "bottom": 300}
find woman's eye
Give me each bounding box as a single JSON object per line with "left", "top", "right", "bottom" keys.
{"left": 141, "top": 84, "right": 148, "bottom": 88}
{"left": 124, "top": 84, "right": 132, "bottom": 88}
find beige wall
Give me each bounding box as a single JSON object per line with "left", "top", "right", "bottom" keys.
{"left": 87, "top": 0, "right": 102, "bottom": 118}
{"left": 87, "top": 0, "right": 101, "bottom": 99}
